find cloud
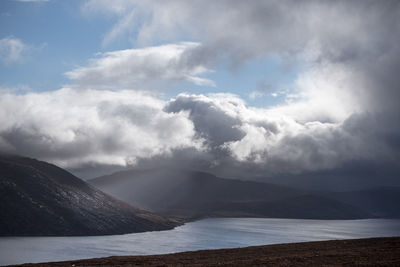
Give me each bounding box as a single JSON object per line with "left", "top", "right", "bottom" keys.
{"left": 0, "top": 88, "right": 398, "bottom": 183}
{"left": 0, "top": 37, "right": 28, "bottom": 64}
{"left": 0, "top": 88, "right": 202, "bottom": 172}
{"left": 165, "top": 94, "right": 343, "bottom": 173}
{"left": 82, "top": 1, "right": 389, "bottom": 57}
{"left": 82, "top": 0, "right": 400, "bottom": 109}
{"left": 165, "top": 93, "right": 246, "bottom": 148}
{"left": 81, "top": 1, "right": 191, "bottom": 47}
{"left": 165, "top": 93, "right": 400, "bottom": 177}
{"left": 65, "top": 42, "right": 215, "bottom": 89}
{"left": 2, "top": 0, "right": 399, "bottom": 187}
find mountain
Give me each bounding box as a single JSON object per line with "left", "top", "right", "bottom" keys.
{"left": 191, "top": 195, "right": 370, "bottom": 220}
{"left": 326, "top": 187, "right": 400, "bottom": 218}
{"left": 90, "top": 168, "right": 370, "bottom": 220}
{"left": 0, "top": 155, "right": 178, "bottom": 236}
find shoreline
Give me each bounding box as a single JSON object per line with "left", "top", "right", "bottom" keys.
{"left": 7, "top": 237, "right": 400, "bottom": 266}
{"left": 3, "top": 216, "right": 392, "bottom": 238}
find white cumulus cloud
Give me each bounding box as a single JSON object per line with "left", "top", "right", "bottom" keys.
{"left": 65, "top": 42, "right": 215, "bottom": 89}
{"left": 0, "top": 88, "right": 202, "bottom": 171}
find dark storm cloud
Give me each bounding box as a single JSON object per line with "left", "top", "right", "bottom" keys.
{"left": 165, "top": 94, "right": 246, "bottom": 147}
{"left": 163, "top": 94, "right": 399, "bottom": 177}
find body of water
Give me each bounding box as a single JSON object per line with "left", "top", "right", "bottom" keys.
{"left": 1, "top": 218, "right": 400, "bottom": 266}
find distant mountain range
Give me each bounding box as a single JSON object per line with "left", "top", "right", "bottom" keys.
{"left": 0, "top": 155, "right": 178, "bottom": 236}
{"left": 326, "top": 187, "right": 400, "bottom": 218}
{"left": 2, "top": 155, "right": 398, "bottom": 237}
{"left": 90, "top": 168, "right": 380, "bottom": 220}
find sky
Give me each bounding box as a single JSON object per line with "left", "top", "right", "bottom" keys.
{"left": 0, "top": 0, "right": 399, "bottom": 189}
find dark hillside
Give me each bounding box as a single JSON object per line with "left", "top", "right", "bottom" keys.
{"left": 0, "top": 155, "right": 178, "bottom": 236}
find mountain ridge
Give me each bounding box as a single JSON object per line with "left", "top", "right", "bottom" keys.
{"left": 90, "top": 168, "right": 371, "bottom": 220}
{"left": 0, "top": 155, "right": 179, "bottom": 236}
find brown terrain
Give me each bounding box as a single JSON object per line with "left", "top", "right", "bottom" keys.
{"left": 9, "top": 237, "right": 400, "bottom": 267}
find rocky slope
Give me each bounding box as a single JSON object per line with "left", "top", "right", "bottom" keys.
{"left": 0, "top": 155, "right": 178, "bottom": 236}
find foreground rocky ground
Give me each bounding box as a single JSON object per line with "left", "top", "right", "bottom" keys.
{"left": 10, "top": 237, "right": 400, "bottom": 266}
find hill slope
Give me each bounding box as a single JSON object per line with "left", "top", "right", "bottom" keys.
{"left": 0, "top": 155, "right": 178, "bottom": 236}
{"left": 327, "top": 187, "right": 400, "bottom": 218}
{"left": 90, "top": 168, "right": 370, "bottom": 219}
